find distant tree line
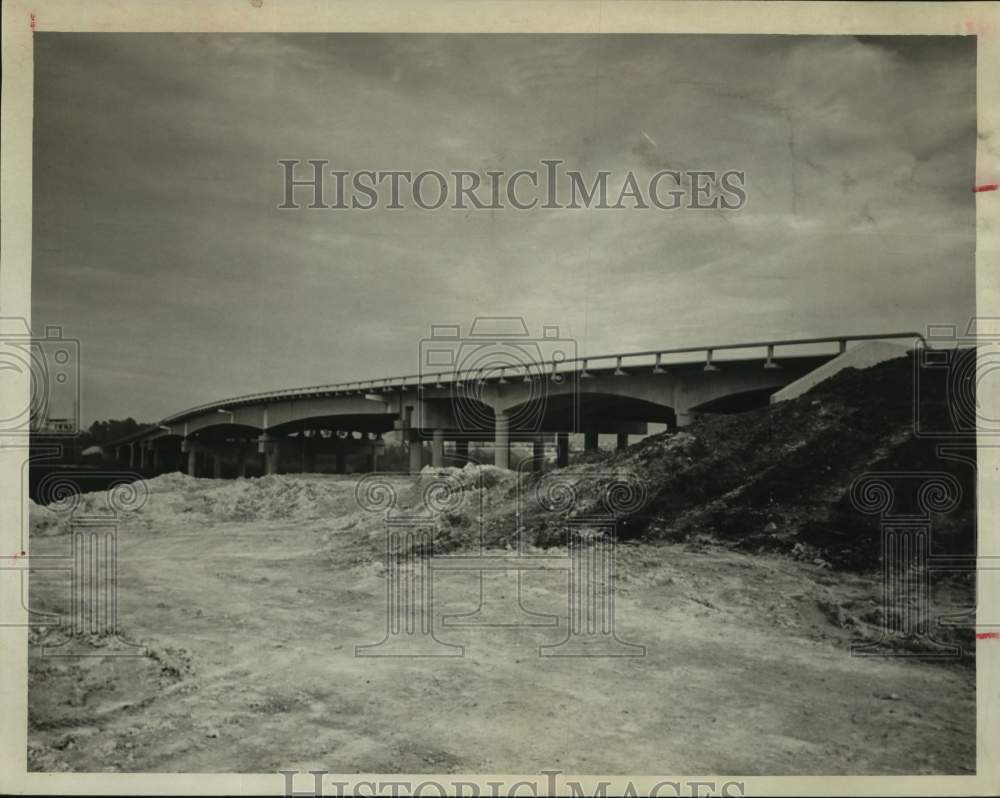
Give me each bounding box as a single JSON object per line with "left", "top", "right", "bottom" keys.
{"left": 84, "top": 418, "right": 152, "bottom": 447}
{"left": 31, "top": 418, "right": 153, "bottom": 467}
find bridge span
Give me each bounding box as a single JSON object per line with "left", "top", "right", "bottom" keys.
{"left": 109, "top": 333, "right": 920, "bottom": 477}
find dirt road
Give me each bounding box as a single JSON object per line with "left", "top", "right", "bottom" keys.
{"left": 27, "top": 474, "right": 975, "bottom": 774}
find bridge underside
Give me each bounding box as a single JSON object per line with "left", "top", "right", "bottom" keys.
{"left": 113, "top": 354, "right": 834, "bottom": 477}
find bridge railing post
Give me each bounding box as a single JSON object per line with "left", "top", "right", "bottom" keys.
{"left": 764, "top": 344, "right": 780, "bottom": 369}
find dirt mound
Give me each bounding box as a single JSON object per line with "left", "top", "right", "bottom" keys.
{"left": 28, "top": 500, "right": 65, "bottom": 537}
{"left": 510, "top": 354, "right": 975, "bottom": 571}
{"left": 369, "top": 464, "right": 524, "bottom": 553}
{"left": 413, "top": 463, "right": 518, "bottom": 496}
{"left": 194, "top": 475, "right": 361, "bottom": 522}
{"left": 28, "top": 473, "right": 368, "bottom": 535}
{"left": 29, "top": 481, "right": 153, "bottom": 537}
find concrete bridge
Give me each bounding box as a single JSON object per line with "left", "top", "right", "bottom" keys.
{"left": 109, "top": 333, "right": 919, "bottom": 477}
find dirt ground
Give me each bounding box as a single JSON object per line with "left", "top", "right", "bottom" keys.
{"left": 26, "top": 473, "right": 974, "bottom": 775}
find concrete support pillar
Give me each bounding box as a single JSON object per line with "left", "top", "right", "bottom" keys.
{"left": 237, "top": 445, "right": 248, "bottom": 478}
{"left": 370, "top": 441, "right": 379, "bottom": 472}
{"left": 556, "top": 432, "right": 569, "bottom": 468}
{"left": 128, "top": 443, "right": 136, "bottom": 469}
{"left": 675, "top": 409, "right": 695, "bottom": 428}
{"left": 431, "top": 429, "right": 444, "bottom": 468}
{"left": 494, "top": 411, "right": 510, "bottom": 470}
{"left": 616, "top": 432, "right": 629, "bottom": 451}
{"left": 584, "top": 430, "right": 599, "bottom": 452}
{"left": 408, "top": 436, "right": 424, "bottom": 475}
{"left": 151, "top": 446, "right": 160, "bottom": 474}
{"left": 533, "top": 438, "right": 545, "bottom": 472}
{"left": 259, "top": 433, "right": 279, "bottom": 475}
{"left": 187, "top": 447, "right": 198, "bottom": 478}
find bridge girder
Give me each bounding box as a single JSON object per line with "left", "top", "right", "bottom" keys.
{"left": 116, "top": 352, "right": 841, "bottom": 476}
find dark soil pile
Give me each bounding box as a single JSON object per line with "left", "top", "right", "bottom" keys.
{"left": 516, "top": 353, "right": 976, "bottom": 572}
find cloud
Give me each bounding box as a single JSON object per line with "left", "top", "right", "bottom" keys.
{"left": 30, "top": 33, "right": 976, "bottom": 422}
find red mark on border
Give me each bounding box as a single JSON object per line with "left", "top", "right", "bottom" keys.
{"left": 976, "top": 632, "right": 1000, "bottom": 640}
{"left": 974, "top": 184, "right": 998, "bottom": 193}
{"left": 10, "top": 550, "right": 26, "bottom": 562}
{"left": 965, "top": 20, "right": 994, "bottom": 37}
{"left": 29, "top": 12, "right": 36, "bottom": 31}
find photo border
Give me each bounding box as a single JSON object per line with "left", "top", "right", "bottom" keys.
{"left": 2, "top": 1, "right": 997, "bottom": 795}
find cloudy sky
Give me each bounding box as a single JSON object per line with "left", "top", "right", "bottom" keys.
{"left": 32, "top": 34, "right": 976, "bottom": 424}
